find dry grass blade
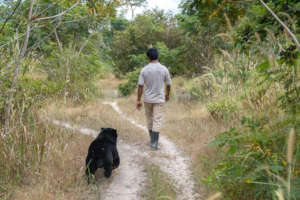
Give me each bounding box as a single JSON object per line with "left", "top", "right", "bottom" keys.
{"left": 287, "top": 128, "right": 295, "bottom": 165}
{"left": 205, "top": 192, "right": 222, "bottom": 200}
{"left": 215, "top": 33, "right": 234, "bottom": 44}
{"left": 287, "top": 128, "right": 295, "bottom": 199}
{"left": 275, "top": 188, "right": 285, "bottom": 200}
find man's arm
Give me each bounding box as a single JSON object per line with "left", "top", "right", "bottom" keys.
{"left": 165, "top": 67, "right": 172, "bottom": 102}
{"left": 137, "top": 85, "right": 144, "bottom": 109}
{"left": 165, "top": 85, "right": 171, "bottom": 101}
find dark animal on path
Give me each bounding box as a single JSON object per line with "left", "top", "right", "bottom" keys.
{"left": 85, "top": 128, "right": 120, "bottom": 182}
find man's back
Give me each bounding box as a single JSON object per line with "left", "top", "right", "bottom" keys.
{"left": 138, "top": 62, "right": 171, "bottom": 103}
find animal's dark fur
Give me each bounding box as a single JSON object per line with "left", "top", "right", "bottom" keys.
{"left": 85, "top": 128, "right": 120, "bottom": 181}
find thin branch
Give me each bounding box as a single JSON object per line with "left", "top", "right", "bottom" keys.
{"left": 54, "top": 27, "right": 62, "bottom": 51}
{"left": 54, "top": 18, "right": 63, "bottom": 51}
{"left": 26, "top": 22, "right": 62, "bottom": 52}
{"left": 259, "top": 0, "right": 300, "bottom": 52}
{"left": 33, "top": 1, "right": 79, "bottom": 22}
{"left": 78, "top": 35, "right": 93, "bottom": 56}
{"left": 0, "top": 0, "right": 22, "bottom": 34}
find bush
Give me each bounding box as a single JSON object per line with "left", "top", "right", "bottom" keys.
{"left": 118, "top": 69, "right": 140, "bottom": 96}
{"left": 205, "top": 117, "right": 300, "bottom": 200}
{"left": 187, "top": 74, "right": 219, "bottom": 101}
{"left": 202, "top": 40, "right": 300, "bottom": 199}
{"left": 207, "top": 98, "right": 239, "bottom": 122}
{"left": 41, "top": 38, "right": 103, "bottom": 100}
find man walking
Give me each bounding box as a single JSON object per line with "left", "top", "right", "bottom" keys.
{"left": 136, "top": 48, "right": 172, "bottom": 150}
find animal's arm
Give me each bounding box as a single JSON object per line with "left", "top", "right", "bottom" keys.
{"left": 86, "top": 141, "right": 97, "bottom": 165}
{"left": 112, "top": 147, "right": 120, "bottom": 169}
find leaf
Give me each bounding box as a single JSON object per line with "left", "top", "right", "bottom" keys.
{"left": 227, "top": 145, "right": 237, "bottom": 155}
{"left": 256, "top": 60, "right": 270, "bottom": 72}
{"left": 270, "top": 165, "right": 284, "bottom": 173}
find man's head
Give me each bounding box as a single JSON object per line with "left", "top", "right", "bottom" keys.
{"left": 147, "top": 48, "right": 159, "bottom": 61}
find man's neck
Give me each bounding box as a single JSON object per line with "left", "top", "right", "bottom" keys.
{"left": 150, "top": 60, "right": 159, "bottom": 63}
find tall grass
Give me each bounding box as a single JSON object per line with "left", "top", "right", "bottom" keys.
{"left": 0, "top": 110, "right": 45, "bottom": 197}
{"left": 193, "top": 31, "right": 299, "bottom": 198}
{"left": 0, "top": 104, "right": 98, "bottom": 200}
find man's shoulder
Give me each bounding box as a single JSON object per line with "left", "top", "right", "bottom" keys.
{"left": 140, "top": 65, "right": 148, "bottom": 74}
{"left": 142, "top": 63, "right": 169, "bottom": 73}
{"left": 141, "top": 63, "right": 151, "bottom": 71}
{"left": 160, "top": 64, "right": 169, "bottom": 71}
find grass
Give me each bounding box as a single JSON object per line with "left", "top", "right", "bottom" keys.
{"left": 144, "top": 164, "right": 177, "bottom": 200}
{"left": 42, "top": 98, "right": 148, "bottom": 144}
{"left": 0, "top": 112, "right": 99, "bottom": 200}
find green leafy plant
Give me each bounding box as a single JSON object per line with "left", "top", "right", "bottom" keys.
{"left": 118, "top": 68, "right": 141, "bottom": 96}
{"left": 207, "top": 98, "right": 239, "bottom": 121}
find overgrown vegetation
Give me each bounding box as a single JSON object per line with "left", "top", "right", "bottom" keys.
{"left": 1, "top": 0, "right": 299, "bottom": 199}
{"left": 105, "top": 0, "right": 300, "bottom": 199}
{"left": 0, "top": 0, "right": 120, "bottom": 198}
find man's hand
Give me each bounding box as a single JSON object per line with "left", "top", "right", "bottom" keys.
{"left": 165, "top": 85, "right": 171, "bottom": 102}
{"left": 137, "top": 85, "right": 144, "bottom": 110}
{"left": 165, "top": 95, "right": 169, "bottom": 102}
{"left": 136, "top": 100, "right": 142, "bottom": 110}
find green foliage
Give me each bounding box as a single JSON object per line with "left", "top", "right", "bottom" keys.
{"left": 118, "top": 68, "right": 140, "bottom": 96}
{"left": 108, "top": 10, "right": 187, "bottom": 75}
{"left": 181, "top": 0, "right": 250, "bottom": 29}
{"left": 41, "top": 36, "right": 103, "bottom": 100}
{"left": 207, "top": 98, "right": 239, "bottom": 122}
{"left": 107, "top": 10, "right": 217, "bottom": 76}
{"left": 156, "top": 42, "right": 184, "bottom": 75}
{"left": 201, "top": 41, "right": 300, "bottom": 199}
{"left": 181, "top": 0, "right": 300, "bottom": 49}
{"left": 206, "top": 118, "right": 300, "bottom": 199}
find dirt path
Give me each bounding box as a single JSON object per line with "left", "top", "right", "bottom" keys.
{"left": 103, "top": 101, "right": 200, "bottom": 200}
{"left": 52, "top": 120, "right": 147, "bottom": 200}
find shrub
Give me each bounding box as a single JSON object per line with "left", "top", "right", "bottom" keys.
{"left": 205, "top": 117, "right": 300, "bottom": 200}
{"left": 207, "top": 98, "right": 239, "bottom": 122}
{"left": 41, "top": 39, "right": 103, "bottom": 100}
{"left": 187, "top": 74, "right": 219, "bottom": 102}
{"left": 118, "top": 69, "right": 140, "bottom": 96}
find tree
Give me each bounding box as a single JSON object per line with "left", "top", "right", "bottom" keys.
{"left": 125, "top": 0, "right": 147, "bottom": 19}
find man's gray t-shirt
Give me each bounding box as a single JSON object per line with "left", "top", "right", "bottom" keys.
{"left": 138, "top": 62, "right": 172, "bottom": 103}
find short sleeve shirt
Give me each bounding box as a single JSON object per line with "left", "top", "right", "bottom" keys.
{"left": 138, "top": 62, "right": 171, "bottom": 103}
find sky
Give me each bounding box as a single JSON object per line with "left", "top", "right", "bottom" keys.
{"left": 120, "top": 0, "right": 182, "bottom": 19}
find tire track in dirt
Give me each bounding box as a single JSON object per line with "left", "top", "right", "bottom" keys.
{"left": 103, "top": 101, "right": 201, "bottom": 200}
